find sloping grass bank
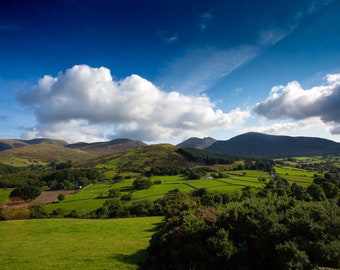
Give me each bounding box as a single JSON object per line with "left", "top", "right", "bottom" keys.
{"left": 0, "top": 216, "right": 163, "bottom": 270}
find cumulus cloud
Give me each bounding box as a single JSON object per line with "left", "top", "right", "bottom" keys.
{"left": 23, "top": 120, "right": 106, "bottom": 143}
{"left": 18, "top": 65, "right": 250, "bottom": 142}
{"left": 254, "top": 74, "right": 340, "bottom": 134}
{"left": 242, "top": 118, "right": 326, "bottom": 135}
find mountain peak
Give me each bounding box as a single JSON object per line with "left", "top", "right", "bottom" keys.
{"left": 177, "top": 137, "right": 216, "bottom": 149}
{"left": 206, "top": 132, "right": 340, "bottom": 158}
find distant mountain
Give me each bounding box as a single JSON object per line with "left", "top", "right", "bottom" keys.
{"left": 0, "top": 143, "right": 94, "bottom": 164}
{"left": 205, "top": 132, "right": 340, "bottom": 158}
{"left": 0, "top": 138, "right": 146, "bottom": 165}
{"left": 177, "top": 137, "right": 216, "bottom": 149}
{"left": 66, "top": 138, "right": 146, "bottom": 155}
{"left": 0, "top": 138, "right": 68, "bottom": 152}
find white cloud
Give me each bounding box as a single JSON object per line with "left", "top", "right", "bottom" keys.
{"left": 257, "top": 28, "right": 288, "bottom": 46}
{"left": 23, "top": 120, "right": 106, "bottom": 143}
{"left": 18, "top": 65, "right": 250, "bottom": 143}
{"left": 242, "top": 118, "right": 325, "bottom": 135}
{"left": 158, "top": 31, "right": 179, "bottom": 45}
{"left": 254, "top": 74, "right": 340, "bottom": 134}
{"left": 159, "top": 46, "right": 259, "bottom": 94}
{"left": 257, "top": 0, "right": 335, "bottom": 47}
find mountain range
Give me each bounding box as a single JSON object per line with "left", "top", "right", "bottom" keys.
{"left": 0, "top": 138, "right": 145, "bottom": 165}
{"left": 0, "top": 132, "right": 339, "bottom": 164}
{"left": 205, "top": 132, "right": 340, "bottom": 158}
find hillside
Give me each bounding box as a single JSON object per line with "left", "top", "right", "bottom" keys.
{"left": 177, "top": 136, "right": 216, "bottom": 149}
{"left": 0, "top": 138, "right": 147, "bottom": 165}
{"left": 66, "top": 138, "right": 146, "bottom": 155}
{"left": 0, "top": 138, "right": 68, "bottom": 152}
{"left": 0, "top": 143, "right": 95, "bottom": 165}
{"left": 90, "top": 143, "right": 191, "bottom": 173}
{"left": 206, "top": 132, "right": 340, "bottom": 158}
{"left": 1, "top": 133, "right": 340, "bottom": 165}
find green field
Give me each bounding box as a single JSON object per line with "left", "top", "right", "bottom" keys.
{"left": 4, "top": 167, "right": 317, "bottom": 216}
{"left": 0, "top": 216, "right": 163, "bottom": 270}
{"left": 47, "top": 199, "right": 106, "bottom": 215}
{"left": 0, "top": 189, "right": 12, "bottom": 204}
{"left": 45, "top": 171, "right": 271, "bottom": 214}
{"left": 2, "top": 165, "right": 317, "bottom": 216}
{"left": 274, "top": 166, "right": 315, "bottom": 187}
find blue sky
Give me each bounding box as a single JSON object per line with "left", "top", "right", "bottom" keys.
{"left": 0, "top": 0, "right": 340, "bottom": 143}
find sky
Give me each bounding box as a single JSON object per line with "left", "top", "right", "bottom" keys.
{"left": 0, "top": 0, "right": 340, "bottom": 144}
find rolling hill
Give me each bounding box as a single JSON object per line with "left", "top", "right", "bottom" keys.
{"left": 205, "top": 132, "right": 340, "bottom": 158}
{"left": 0, "top": 138, "right": 147, "bottom": 165}
{"left": 1, "top": 132, "right": 340, "bottom": 165}
{"left": 0, "top": 143, "right": 95, "bottom": 165}
{"left": 177, "top": 136, "right": 216, "bottom": 149}
{"left": 66, "top": 138, "right": 146, "bottom": 155}
{"left": 0, "top": 138, "right": 68, "bottom": 152}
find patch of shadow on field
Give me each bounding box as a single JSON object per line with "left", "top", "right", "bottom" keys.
{"left": 112, "top": 249, "right": 147, "bottom": 268}
{"left": 143, "top": 221, "right": 164, "bottom": 233}
{"left": 119, "top": 186, "right": 133, "bottom": 192}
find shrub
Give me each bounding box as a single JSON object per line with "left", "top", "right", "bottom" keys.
{"left": 57, "top": 194, "right": 65, "bottom": 202}
{"left": 0, "top": 206, "right": 31, "bottom": 220}
{"left": 133, "top": 177, "right": 153, "bottom": 190}
{"left": 29, "top": 203, "right": 48, "bottom": 218}
{"left": 108, "top": 188, "right": 120, "bottom": 198}
{"left": 146, "top": 194, "right": 340, "bottom": 270}
{"left": 51, "top": 208, "right": 64, "bottom": 217}
{"left": 9, "top": 185, "right": 41, "bottom": 201}
{"left": 120, "top": 194, "right": 132, "bottom": 201}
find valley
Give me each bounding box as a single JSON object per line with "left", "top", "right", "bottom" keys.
{"left": 0, "top": 133, "right": 339, "bottom": 269}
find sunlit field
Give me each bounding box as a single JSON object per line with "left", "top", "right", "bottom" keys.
{"left": 0, "top": 217, "right": 163, "bottom": 270}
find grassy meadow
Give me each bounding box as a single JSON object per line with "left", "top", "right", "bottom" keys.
{"left": 2, "top": 164, "right": 323, "bottom": 216}
{"left": 44, "top": 170, "right": 271, "bottom": 214}
{"left": 0, "top": 189, "right": 12, "bottom": 204}
{"left": 0, "top": 216, "right": 163, "bottom": 270}
{"left": 273, "top": 165, "right": 316, "bottom": 187}
{"left": 56, "top": 167, "right": 312, "bottom": 213}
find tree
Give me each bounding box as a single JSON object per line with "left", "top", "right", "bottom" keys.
{"left": 29, "top": 203, "right": 48, "bottom": 218}
{"left": 9, "top": 185, "right": 41, "bottom": 201}
{"left": 103, "top": 198, "right": 126, "bottom": 218}
{"left": 321, "top": 182, "right": 339, "bottom": 199}
{"left": 291, "top": 183, "right": 307, "bottom": 200}
{"left": 108, "top": 188, "right": 120, "bottom": 198}
{"left": 307, "top": 184, "right": 326, "bottom": 201}
{"left": 146, "top": 194, "right": 340, "bottom": 270}
{"left": 57, "top": 193, "right": 65, "bottom": 202}
{"left": 133, "top": 177, "right": 153, "bottom": 190}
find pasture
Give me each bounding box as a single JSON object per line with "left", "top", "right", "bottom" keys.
{"left": 5, "top": 167, "right": 318, "bottom": 215}
{"left": 0, "top": 216, "right": 163, "bottom": 270}
{"left": 0, "top": 189, "right": 11, "bottom": 204}
{"left": 44, "top": 171, "right": 269, "bottom": 214}
{"left": 274, "top": 166, "right": 315, "bottom": 187}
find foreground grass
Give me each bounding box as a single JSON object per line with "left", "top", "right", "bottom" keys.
{"left": 0, "top": 216, "right": 163, "bottom": 270}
